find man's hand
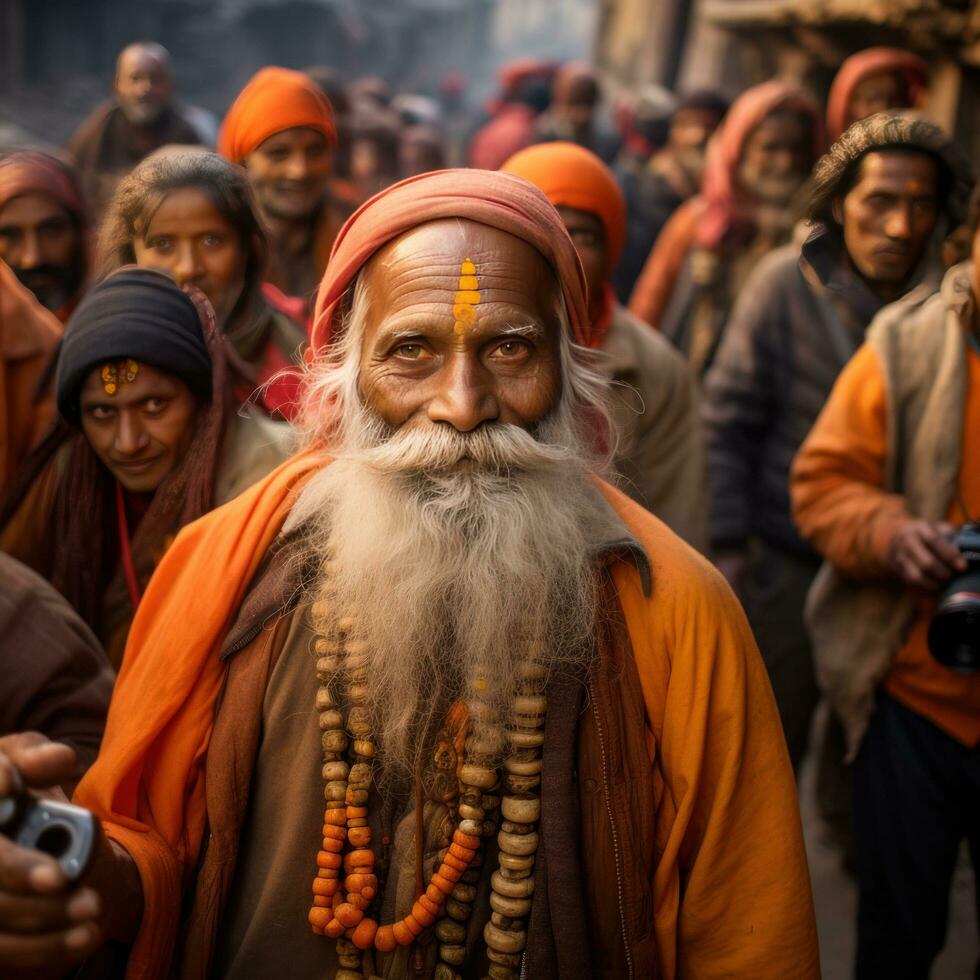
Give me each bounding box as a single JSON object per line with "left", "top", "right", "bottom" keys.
{"left": 888, "top": 520, "right": 967, "bottom": 590}
{"left": 714, "top": 551, "right": 748, "bottom": 601}
{"left": 0, "top": 733, "right": 103, "bottom": 972}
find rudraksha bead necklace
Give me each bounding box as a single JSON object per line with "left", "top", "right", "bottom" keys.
{"left": 308, "top": 599, "right": 547, "bottom": 980}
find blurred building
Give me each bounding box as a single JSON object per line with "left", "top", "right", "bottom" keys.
{"left": 597, "top": 0, "right": 980, "bottom": 159}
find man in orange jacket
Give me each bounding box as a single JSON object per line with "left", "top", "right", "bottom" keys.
{"left": 792, "top": 182, "right": 980, "bottom": 978}
{"left": 0, "top": 171, "right": 817, "bottom": 979}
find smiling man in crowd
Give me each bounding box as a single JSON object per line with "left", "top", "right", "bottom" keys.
{"left": 219, "top": 67, "right": 337, "bottom": 313}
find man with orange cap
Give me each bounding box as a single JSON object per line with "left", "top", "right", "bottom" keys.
{"left": 0, "top": 170, "right": 817, "bottom": 980}
{"left": 219, "top": 66, "right": 338, "bottom": 313}
{"left": 0, "top": 151, "right": 88, "bottom": 321}
{"left": 501, "top": 141, "right": 706, "bottom": 549}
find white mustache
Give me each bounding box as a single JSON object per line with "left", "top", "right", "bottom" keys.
{"left": 351, "top": 421, "right": 574, "bottom": 476}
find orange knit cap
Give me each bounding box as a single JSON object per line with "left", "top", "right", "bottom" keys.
{"left": 499, "top": 141, "right": 627, "bottom": 266}
{"left": 218, "top": 66, "right": 337, "bottom": 163}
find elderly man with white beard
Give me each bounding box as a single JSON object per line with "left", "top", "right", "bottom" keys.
{"left": 0, "top": 171, "right": 818, "bottom": 980}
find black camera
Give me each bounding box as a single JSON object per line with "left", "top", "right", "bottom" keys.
{"left": 0, "top": 773, "right": 97, "bottom": 881}
{"left": 927, "top": 521, "right": 980, "bottom": 674}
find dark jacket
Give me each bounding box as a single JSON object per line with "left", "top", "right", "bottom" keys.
{"left": 0, "top": 552, "right": 112, "bottom": 784}
{"left": 702, "top": 228, "right": 939, "bottom": 558}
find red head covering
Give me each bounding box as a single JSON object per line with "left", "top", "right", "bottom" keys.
{"left": 826, "top": 47, "right": 928, "bottom": 141}
{"left": 310, "top": 168, "right": 590, "bottom": 353}
{"left": 696, "top": 80, "right": 824, "bottom": 251}
{"left": 218, "top": 66, "right": 337, "bottom": 163}
{"left": 499, "top": 141, "right": 627, "bottom": 266}
{"left": 0, "top": 150, "right": 84, "bottom": 220}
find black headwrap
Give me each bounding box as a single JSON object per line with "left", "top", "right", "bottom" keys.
{"left": 56, "top": 267, "right": 214, "bottom": 423}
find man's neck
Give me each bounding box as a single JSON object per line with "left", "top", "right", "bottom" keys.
{"left": 264, "top": 210, "right": 317, "bottom": 258}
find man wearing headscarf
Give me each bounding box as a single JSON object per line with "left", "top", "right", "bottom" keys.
{"left": 501, "top": 141, "right": 707, "bottom": 549}
{"left": 535, "top": 62, "right": 620, "bottom": 163}
{"left": 0, "top": 261, "right": 61, "bottom": 493}
{"left": 0, "top": 171, "right": 817, "bottom": 979}
{"left": 703, "top": 112, "right": 972, "bottom": 772}
{"left": 613, "top": 90, "right": 728, "bottom": 300}
{"left": 827, "top": 47, "right": 928, "bottom": 142}
{"left": 67, "top": 43, "right": 202, "bottom": 215}
{"left": 219, "top": 66, "right": 338, "bottom": 314}
{"left": 0, "top": 150, "right": 89, "bottom": 321}
{"left": 629, "top": 81, "right": 825, "bottom": 375}
{"left": 468, "top": 61, "right": 555, "bottom": 171}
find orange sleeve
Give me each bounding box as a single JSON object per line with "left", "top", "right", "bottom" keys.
{"left": 606, "top": 487, "right": 819, "bottom": 978}
{"left": 791, "top": 343, "right": 910, "bottom": 579}
{"left": 627, "top": 199, "right": 697, "bottom": 328}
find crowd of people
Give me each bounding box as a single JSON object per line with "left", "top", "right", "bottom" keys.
{"left": 0, "top": 37, "right": 976, "bottom": 979}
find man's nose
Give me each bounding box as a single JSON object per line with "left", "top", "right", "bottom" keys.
{"left": 885, "top": 205, "right": 913, "bottom": 240}
{"left": 115, "top": 412, "right": 149, "bottom": 455}
{"left": 18, "top": 231, "right": 41, "bottom": 269}
{"left": 426, "top": 356, "right": 499, "bottom": 432}
{"left": 284, "top": 153, "right": 310, "bottom": 181}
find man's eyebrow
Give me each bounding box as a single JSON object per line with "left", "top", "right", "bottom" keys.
{"left": 376, "top": 321, "right": 545, "bottom": 342}
{"left": 499, "top": 322, "right": 544, "bottom": 341}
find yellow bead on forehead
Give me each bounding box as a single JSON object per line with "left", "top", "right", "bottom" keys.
{"left": 453, "top": 258, "right": 480, "bottom": 336}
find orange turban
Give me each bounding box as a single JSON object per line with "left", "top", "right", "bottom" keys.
{"left": 499, "top": 141, "right": 627, "bottom": 266}
{"left": 310, "top": 168, "right": 590, "bottom": 352}
{"left": 218, "top": 66, "right": 336, "bottom": 163}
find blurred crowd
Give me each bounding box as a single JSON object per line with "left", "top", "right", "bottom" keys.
{"left": 0, "top": 38, "right": 977, "bottom": 978}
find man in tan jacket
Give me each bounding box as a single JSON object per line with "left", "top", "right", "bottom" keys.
{"left": 501, "top": 141, "right": 707, "bottom": 550}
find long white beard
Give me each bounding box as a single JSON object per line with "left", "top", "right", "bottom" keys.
{"left": 290, "top": 402, "right": 608, "bottom": 779}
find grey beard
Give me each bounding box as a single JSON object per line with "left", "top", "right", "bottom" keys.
{"left": 292, "top": 406, "right": 606, "bottom": 780}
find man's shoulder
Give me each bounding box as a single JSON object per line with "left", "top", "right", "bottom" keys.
{"left": 597, "top": 479, "right": 729, "bottom": 604}
{"left": 67, "top": 101, "right": 117, "bottom": 154}
{"left": 745, "top": 243, "right": 804, "bottom": 292}
{"left": 607, "top": 304, "right": 689, "bottom": 374}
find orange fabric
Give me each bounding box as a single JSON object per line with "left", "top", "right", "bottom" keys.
{"left": 0, "top": 260, "right": 61, "bottom": 492}
{"left": 627, "top": 197, "right": 699, "bottom": 328}
{"left": 500, "top": 140, "right": 627, "bottom": 266}
{"left": 310, "top": 169, "right": 591, "bottom": 353}
{"left": 75, "top": 460, "right": 817, "bottom": 979}
{"left": 469, "top": 104, "right": 539, "bottom": 170}
{"left": 791, "top": 343, "right": 980, "bottom": 745}
{"left": 72, "top": 451, "right": 322, "bottom": 978}
{"left": 218, "top": 67, "right": 337, "bottom": 163}
{"left": 826, "top": 47, "right": 928, "bottom": 141}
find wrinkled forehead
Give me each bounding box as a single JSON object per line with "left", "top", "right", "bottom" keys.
{"left": 359, "top": 219, "right": 562, "bottom": 328}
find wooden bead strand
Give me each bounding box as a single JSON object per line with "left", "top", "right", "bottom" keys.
{"left": 481, "top": 650, "right": 547, "bottom": 979}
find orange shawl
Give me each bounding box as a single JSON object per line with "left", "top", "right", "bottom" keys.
{"left": 73, "top": 452, "right": 322, "bottom": 977}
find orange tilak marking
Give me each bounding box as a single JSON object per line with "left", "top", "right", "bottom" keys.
{"left": 453, "top": 258, "right": 480, "bottom": 335}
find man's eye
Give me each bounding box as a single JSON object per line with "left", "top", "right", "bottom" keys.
{"left": 147, "top": 237, "right": 173, "bottom": 252}
{"left": 87, "top": 406, "right": 114, "bottom": 420}
{"left": 491, "top": 340, "right": 530, "bottom": 359}
{"left": 394, "top": 343, "right": 425, "bottom": 359}
{"left": 201, "top": 234, "right": 225, "bottom": 249}
{"left": 144, "top": 398, "right": 168, "bottom": 414}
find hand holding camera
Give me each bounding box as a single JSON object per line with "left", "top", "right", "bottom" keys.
{"left": 0, "top": 733, "right": 103, "bottom": 971}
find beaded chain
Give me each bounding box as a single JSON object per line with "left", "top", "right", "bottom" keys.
{"left": 307, "top": 599, "right": 547, "bottom": 980}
